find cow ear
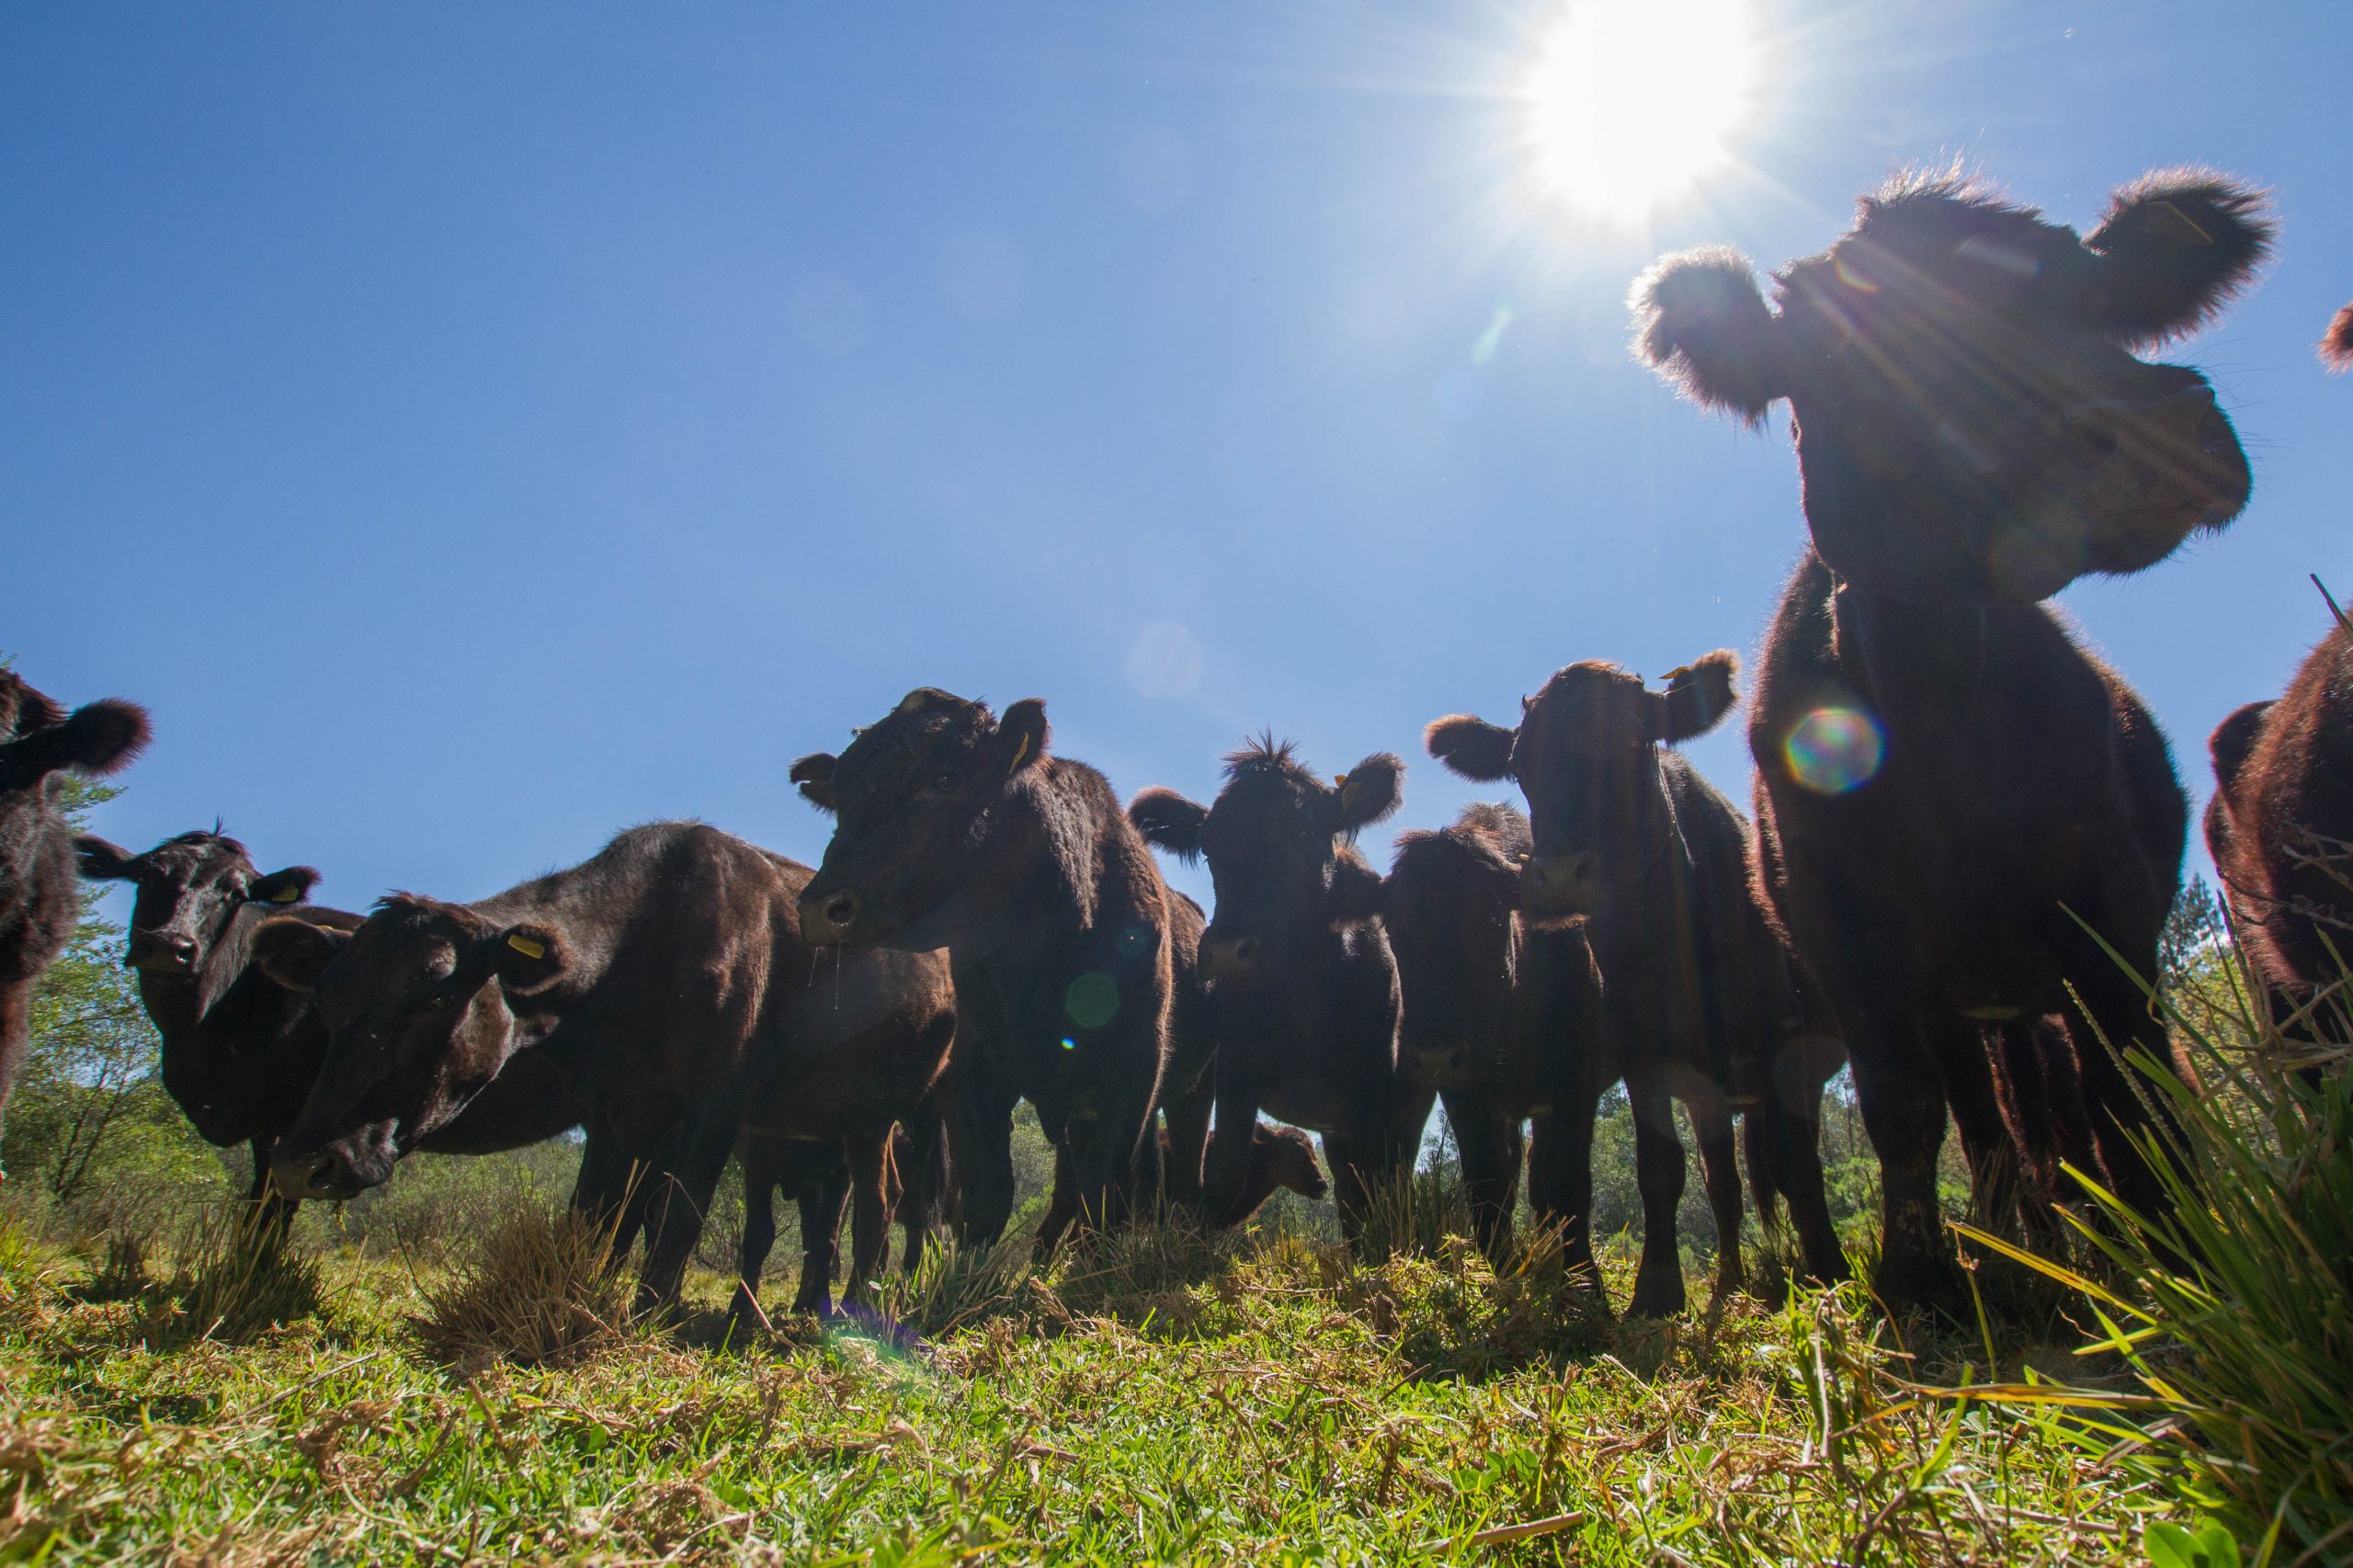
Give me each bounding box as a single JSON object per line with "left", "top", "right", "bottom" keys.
{"left": 75, "top": 835, "right": 140, "bottom": 881}
{"left": 250, "top": 867, "right": 321, "bottom": 906}
{"left": 1129, "top": 787, "right": 1208, "bottom": 864}
{"left": 789, "top": 752, "right": 838, "bottom": 814}
{"left": 1424, "top": 715, "right": 1517, "bottom": 781}
{"left": 1649, "top": 651, "right": 1740, "bottom": 744}
{"left": 1631, "top": 246, "right": 1790, "bottom": 423}
{"left": 2, "top": 699, "right": 151, "bottom": 780}
{"left": 1326, "top": 852, "right": 1385, "bottom": 926}
{"left": 2086, "top": 170, "right": 2272, "bottom": 346}
{"left": 2323, "top": 304, "right": 2353, "bottom": 373}
{"left": 2208, "top": 700, "right": 2274, "bottom": 804}
{"left": 1330, "top": 753, "right": 1404, "bottom": 833}
{"left": 996, "top": 699, "right": 1049, "bottom": 777}
{"left": 493, "top": 925, "right": 570, "bottom": 995}
{"left": 0, "top": 677, "right": 64, "bottom": 738}
{"left": 253, "top": 917, "right": 347, "bottom": 992}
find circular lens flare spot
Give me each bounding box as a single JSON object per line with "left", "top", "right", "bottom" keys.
{"left": 1525, "top": 0, "right": 1754, "bottom": 220}
{"left": 1784, "top": 707, "right": 1884, "bottom": 794}
{"left": 1064, "top": 971, "right": 1120, "bottom": 1030}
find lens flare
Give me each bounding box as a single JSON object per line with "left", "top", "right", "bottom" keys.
{"left": 1064, "top": 971, "right": 1120, "bottom": 1029}
{"left": 1783, "top": 706, "right": 1884, "bottom": 794}
{"left": 1525, "top": 0, "right": 1753, "bottom": 220}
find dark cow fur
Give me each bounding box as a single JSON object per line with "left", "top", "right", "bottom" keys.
{"left": 1633, "top": 167, "right": 2268, "bottom": 1311}
{"left": 1128, "top": 739, "right": 1426, "bottom": 1242}
{"left": 735, "top": 1108, "right": 952, "bottom": 1323}
{"left": 1378, "top": 803, "right": 1610, "bottom": 1273}
{"left": 793, "top": 689, "right": 1176, "bottom": 1250}
{"left": 1038, "top": 1118, "right": 1327, "bottom": 1252}
{"left": 255, "top": 822, "right": 948, "bottom": 1309}
{"left": 0, "top": 671, "right": 148, "bottom": 1177}
{"left": 1427, "top": 665, "right": 1845, "bottom": 1312}
{"left": 2208, "top": 629, "right": 2353, "bottom": 1030}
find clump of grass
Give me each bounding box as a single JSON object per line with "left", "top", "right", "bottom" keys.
{"left": 1953, "top": 941, "right": 2353, "bottom": 1562}
{"left": 1050, "top": 1205, "right": 1233, "bottom": 1327}
{"left": 81, "top": 1230, "right": 153, "bottom": 1303}
{"left": 1355, "top": 1165, "right": 1472, "bottom": 1260}
{"left": 410, "top": 1206, "right": 630, "bottom": 1370}
{"left": 131, "top": 1204, "right": 325, "bottom": 1349}
{"left": 869, "top": 1233, "right": 1032, "bottom": 1341}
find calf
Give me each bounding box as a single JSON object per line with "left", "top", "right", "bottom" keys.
{"left": 792, "top": 689, "right": 1176, "bottom": 1249}
{"left": 0, "top": 671, "right": 148, "bottom": 1176}
{"left": 2207, "top": 631, "right": 2353, "bottom": 1031}
{"left": 255, "top": 821, "right": 947, "bottom": 1307}
{"left": 1128, "top": 740, "right": 1427, "bottom": 1240}
{"left": 1379, "top": 803, "right": 1609, "bottom": 1275}
{"left": 1632, "top": 167, "right": 2268, "bottom": 1310}
{"left": 1427, "top": 666, "right": 1845, "bottom": 1312}
{"left": 1039, "top": 1118, "right": 1329, "bottom": 1252}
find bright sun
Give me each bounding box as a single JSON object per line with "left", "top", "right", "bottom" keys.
{"left": 1526, "top": 0, "right": 1753, "bottom": 220}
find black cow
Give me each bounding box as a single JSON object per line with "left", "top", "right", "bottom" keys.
{"left": 1427, "top": 661, "right": 1846, "bottom": 1311}
{"left": 793, "top": 689, "right": 1176, "bottom": 1251}
{"left": 1128, "top": 740, "right": 1426, "bottom": 1241}
{"left": 1378, "top": 803, "right": 1615, "bottom": 1276}
{"left": 1631, "top": 167, "right": 2268, "bottom": 1310}
{"left": 0, "top": 670, "right": 147, "bottom": 1177}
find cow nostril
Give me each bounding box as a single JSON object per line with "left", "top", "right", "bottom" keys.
{"left": 1567, "top": 853, "right": 1601, "bottom": 884}
{"left": 1233, "top": 937, "right": 1260, "bottom": 964}
{"left": 822, "top": 892, "right": 858, "bottom": 929}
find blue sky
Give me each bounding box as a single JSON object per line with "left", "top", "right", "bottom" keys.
{"left": 7, "top": 1, "right": 2349, "bottom": 925}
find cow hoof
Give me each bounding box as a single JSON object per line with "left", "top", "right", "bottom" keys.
{"left": 1627, "top": 1267, "right": 1687, "bottom": 1318}
{"left": 1870, "top": 1252, "right": 1969, "bottom": 1322}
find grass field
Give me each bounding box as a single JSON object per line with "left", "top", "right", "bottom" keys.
{"left": 0, "top": 1203, "right": 2191, "bottom": 1566}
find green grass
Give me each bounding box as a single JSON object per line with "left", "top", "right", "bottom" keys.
{"left": 0, "top": 1210, "right": 2197, "bottom": 1565}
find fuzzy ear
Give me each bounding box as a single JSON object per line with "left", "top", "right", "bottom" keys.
{"left": 1324, "top": 850, "right": 1386, "bottom": 926}
{"left": 253, "top": 917, "right": 347, "bottom": 992}
{"left": 1631, "top": 246, "right": 1790, "bottom": 423}
{"left": 249, "top": 866, "right": 321, "bottom": 906}
{"left": 0, "top": 699, "right": 151, "bottom": 780}
{"left": 491, "top": 924, "right": 571, "bottom": 995}
{"left": 996, "top": 699, "right": 1050, "bottom": 777}
{"left": 74, "top": 835, "right": 140, "bottom": 881}
{"left": 2085, "top": 170, "right": 2273, "bottom": 346}
{"left": 2323, "top": 303, "right": 2353, "bottom": 374}
{"left": 1330, "top": 753, "right": 1404, "bottom": 833}
{"left": 1128, "top": 787, "right": 1209, "bottom": 863}
{"left": 1424, "top": 714, "right": 1517, "bottom": 781}
{"left": 789, "top": 752, "right": 838, "bottom": 814}
{"left": 1649, "top": 651, "right": 1740, "bottom": 744}
{"left": 2208, "top": 700, "right": 2274, "bottom": 805}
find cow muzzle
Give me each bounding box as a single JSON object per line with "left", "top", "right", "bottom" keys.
{"left": 1519, "top": 853, "right": 1606, "bottom": 920}
{"left": 126, "top": 931, "right": 199, "bottom": 975}
{"left": 1199, "top": 933, "right": 1267, "bottom": 985}
{"left": 799, "top": 888, "right": 864, "bottom": 945}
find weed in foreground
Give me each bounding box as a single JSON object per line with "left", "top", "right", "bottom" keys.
{"left": 410, "top": 1204, "right": 631, "bottom": 1370}
{"left": 129, "top": 1203, "right": 324, "bottom": 1349}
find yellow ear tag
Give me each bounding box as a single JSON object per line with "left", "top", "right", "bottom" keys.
{"left": 1334, "top": 773, "right": 1347, "bottom": 787}
{"left": 270, "top": 886, "right": 301, "bottom": 903}
{"left": 1008, "top": 733, "right": 1031, "bottom": 772}
{"left": 506, "top": 934, "right": 547, "bottom": 960}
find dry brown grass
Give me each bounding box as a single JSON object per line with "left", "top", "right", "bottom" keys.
{"left": 409, "top": 1205, "right": 632, "bottom": 1370}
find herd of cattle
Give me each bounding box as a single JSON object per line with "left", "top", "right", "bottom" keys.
{"left": 4, "top": 166, "right": 2350, "bottom": 1324}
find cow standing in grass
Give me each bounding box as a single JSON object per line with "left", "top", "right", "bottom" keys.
{"left": 1377, "top": 803, "right": 1616, "bottom": 1276}
{"left": 1427, "top": 665, "right": 1845, "bottom": 1311}
{"left": 1632, "top": 168, "right": 2269, "bottom": 1312}
{"left": 2200, "top": 306, "right": 2353, "bottom": 1040}
{"left": 0, "top": 670, "right": 148, "bottom": 1179}
{"left": 793, "top": 689, "right": 1176, "bottom": 1251}
{"left": 256, "top": 821, "right": 952, "bottom": 1310}
{"left": 1128, "top": 740, "right": 1426, "bottom": 1242}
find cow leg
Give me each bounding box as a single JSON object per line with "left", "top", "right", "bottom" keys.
{"left": 1847, "top": 1006, "right": 1965, "bottom": 1316}
{"left": 1928, "top": 1018, "right": 2022, "bottom": 1235}
{"left": 1159, "top": 1072, "right": 1215, "bottom": 1214}
{"left": 243, "top": 1136, "right": 297, "bottom": 1251}
{"left": 1320, "top": 1128, "right": 1378, "bottom": 1247}
{"left": 633, "top": 1111, "right": 738, "bottom": 1313}
{"left": 1532, "top": 1083, "right": 1606, "bottom": 1297}
{"left": 1442, "top": 1091, "right": 1522, "bottom": 1269}
{"left": 794, "top": 1163, "right": 851, "bottom": 1316}
{"left": 1688, "top": 1099, "right": 1745, "bottom": 1300}
{"left": 842, "top": 1130, "right": 896, "bottom": 1308}
{"left": 1624, "top": 1068, "right": 1688, "bottom": 1317}
{"left": 1037, "top": 1142, "right": 1080, "bottom": 1256}
{"left": 0, "top": 983, "right": 27, "bottom": 1182}
{"left": 896, "top": 1111, "right": 949, "bottom": 1275}
{"left": 948, "top": 1059, "right": 1017, "bottom": 1249}
{"left": 1764, "top": 1070, "right": 1847, "bottom": 1286}
{"left": 2063, "top": 958, "right": 2188, "bottom": 1233}
{"left": 570, "top": 1123, "right": 650, "bottom": 1266}
{"left": 733, "top": 1141, "right": 782, "bottom": 1325}
{"left": 1200, "top": 1072, "right": 1264, "bottom": 1231}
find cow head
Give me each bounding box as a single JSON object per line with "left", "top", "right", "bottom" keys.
{"left": 1633, "top": 169, "right": 2270, "bottom": 604}
{"left": 76, "top": 829, "right": 317, "bottom": 981}
{"left": 1427, "top": 653, "right": 1737, "bottom": 925}
{"left": 794, "top": 687, "right": 1050, "bottom": 949}
{"left": 1129, "top": 737, "right": 1400, "bottom": 988}
{"left": 254, "top": 894, "right": 570, "bottom": 1198}
{"left": 1260, "top": 1123, "right": 1329, "bottom": 1202}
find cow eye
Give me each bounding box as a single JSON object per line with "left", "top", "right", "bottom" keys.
{"left": 930, "top": 771, "right": 959, "bottom": 793}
